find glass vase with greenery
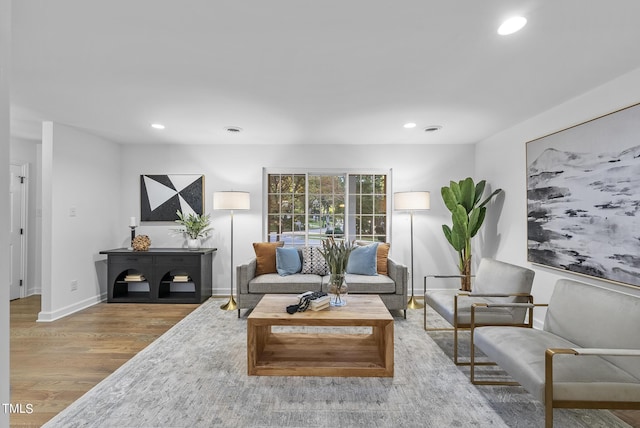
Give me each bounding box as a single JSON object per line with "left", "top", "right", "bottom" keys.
{"left": 319, "top": 237, "right": 354, "bottom": 306}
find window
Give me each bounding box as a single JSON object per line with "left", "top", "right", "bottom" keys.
{"left": 265, "top": 169, "right": 390, "bottom": 245}
{"left": 348, "top": 174, "right": 387, "bottom": 242}
{"left": 266, "top": 173, "right": 306, "bottom": 246}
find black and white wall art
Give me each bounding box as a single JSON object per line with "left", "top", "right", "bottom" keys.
{"left": 527, "top": 103, "right": 640, "bottom": 288}
{"left": 140, "top": 174, "right": 204, "bottom": 222}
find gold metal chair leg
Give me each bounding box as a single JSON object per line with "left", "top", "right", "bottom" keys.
{"left": 454, "top": 325, "right": 459, "bottom": 364}
{"left": 471, "top": 326, "right": 476, "bottom": 382}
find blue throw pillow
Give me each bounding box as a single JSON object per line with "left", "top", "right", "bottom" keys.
{"left": 346, "top": 243, "right": 379, "bottom": 276}
{"left": 276, "top": 247, "right": 302, "bottom": 276}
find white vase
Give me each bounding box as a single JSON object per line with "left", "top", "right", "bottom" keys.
{"left": 187, "top": 238, "right": 200, "bottom": 250}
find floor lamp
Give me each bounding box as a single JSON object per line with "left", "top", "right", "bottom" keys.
{"left": 394, "top": 191, "right": 430, "bottom": 309}
{"left": 214, "top": 191, "right": 250, "bottom": 311}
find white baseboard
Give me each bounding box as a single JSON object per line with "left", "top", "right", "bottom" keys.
{"left": 37, "top": 293, "right": 107, "bottom": 322}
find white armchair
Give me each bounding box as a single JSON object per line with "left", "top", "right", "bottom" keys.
{"left": 423, "top": 258, "right": 535, "bottom": 365}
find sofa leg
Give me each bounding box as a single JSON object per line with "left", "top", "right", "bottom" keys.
{"left": 404, "top": 309, "right": 407, "bottom": 319}
{"left": 237, "top": 309, "right": 240, "bottom": 318}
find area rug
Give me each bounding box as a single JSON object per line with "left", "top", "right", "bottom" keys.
{"left": 44, "top": 299, "right": 629, "bottom": 428}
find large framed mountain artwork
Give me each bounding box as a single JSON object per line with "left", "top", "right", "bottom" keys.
{"left": 140, "top": 174, "right": 204, "bottom": 222}
{"left": 526, "top": 103, "right": 640, "bottom": 288}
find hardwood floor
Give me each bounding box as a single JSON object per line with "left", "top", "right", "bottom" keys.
{"left": 9, "top": 295, "right": 640, "bottom": 427}
{"left": 9, "top": 295, "right": 198, "bottom": 427}
{"left": 615, "top": 411, "right": 640, "bottom": 428}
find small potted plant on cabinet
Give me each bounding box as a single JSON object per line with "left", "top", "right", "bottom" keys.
{"left": 174, "top": 210, "right": 212, "bottom": 250}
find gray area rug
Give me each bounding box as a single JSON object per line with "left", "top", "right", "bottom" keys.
{"left": 44, "top": 298, "right": 629, "bottom": 428}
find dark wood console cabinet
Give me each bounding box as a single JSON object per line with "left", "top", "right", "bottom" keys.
{"left": 100, "top": 248, "right": 216, "bottom": 303}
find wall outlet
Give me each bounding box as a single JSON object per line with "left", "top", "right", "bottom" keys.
{"left": 70, "top": 280, "right": 78, "bottom": 291}
{"left": 69, "top": 207, "right": 77, "bottom": 217}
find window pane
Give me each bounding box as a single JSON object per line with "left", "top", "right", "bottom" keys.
{"left": 335, "top": 215, "right": 344, "bottom": 235}
{"left": 268, "top": 215, "right": 280, "bottom": 233}
{"left": 293, "top": 194, "right": 305, "bottom": 214}
{"left": 280, "top": 196, "right": 292, "bottom": 214}
{"left": 279, "top": 175, "right": 292, "bottom": 193}
{"left": 361, "top": 175, "right": 373, "bottom": 194}
{"left": 374, "top": 216, "right": 386, "bottom": 241}
{"left": 293, "top": 175, "right": 305, "bottom": 193}
{"left": 335, "top": 195, "right": 345, "bottom": 214}
{"left": 353, "top": 175, "right": 362, "bottom": 193}
{"left": 320, "top": 195, "right": 332, "bottom": 217}
{"left": 320, "top": 176, "right": 333, "bottom": 194}
{"left": 375, "top": 175, "right": 386, "bottom": 194}
{"left": 324, "top": 215, "right": 334, "bottom": 232}
{"left": 268, "top": 175, "right": 281, "bottom": 193}
{"left": 361, "top": 215, "right": 373, "bottom": 234}
{"left": 268, "top": 194, "right": 279, "bottom": 213}
{"left": 281, "top": 215, "right": 293, "bottom": 233}
{"left": 308, "top": 175, "right": 320, "bottom": 193}
{"left": 294, "top": 215, "right": 305, "bottom": 231}
{"left": 361, "top": 195, "right": 373, "bottom": 214}
{"left": 308, "top": 195, "right": 321, "bottom": 215}
{"left": 375, "top": 195, "right": 386, "bottom": 214}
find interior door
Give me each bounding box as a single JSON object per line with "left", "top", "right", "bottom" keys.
{"left": 9, "top": 164, "right": 24, "bottom": 300}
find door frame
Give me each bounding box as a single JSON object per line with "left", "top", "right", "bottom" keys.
{"left": 10, "top": 161, "right": 28, "bottom": 300}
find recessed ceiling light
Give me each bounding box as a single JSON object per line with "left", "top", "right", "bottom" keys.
{"left": 403, "top": 122, "right": 417, "bottom": 129}
{"left": 424, "top": 125, "right": 442, "bottom": 133}
{"left": 498, "top": 16, "right": 527, "bottom": 35}
{"left": 225, "top": 126, "right": 243, "bottom": 133}
{"left": 151, "top": 123, "right": 165, "bottom": 130}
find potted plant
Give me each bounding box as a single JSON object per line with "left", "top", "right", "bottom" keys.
{"left": 319, "top": 237, "right": 354, "bottom": 306}
{"left": 441, "top": 177, "right": 502, "bottom": 291}
{"left": 174, "top": 210, "right": 213, "bottom": 250}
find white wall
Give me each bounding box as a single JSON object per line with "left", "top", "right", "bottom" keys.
{"left": 476, "top": 67, "right": 640, "bottom": 327}
{"left": 0, "top": 0, "right": 10, "bottom": 424}
{"left": 39, "top": 123, "right": 122, "bottom": 321}
{"left": 10, "top": 136, "right": 40, "bottom": 295}
{"left": 120, "top": 143, "right": 475, "bottom": 296}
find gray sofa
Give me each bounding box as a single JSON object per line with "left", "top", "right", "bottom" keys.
{"left": 236, "top": 253, "right": 408, "bottom": 317}
{"left": 471, "top": 279, "right": 640, "bottom": 427}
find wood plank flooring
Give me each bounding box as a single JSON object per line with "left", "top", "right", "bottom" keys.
{"left": 9, "top": 295, "right": 198, "bottom": 427}
{"left": 9, "top": 295, "right": 640, "bottom": 427}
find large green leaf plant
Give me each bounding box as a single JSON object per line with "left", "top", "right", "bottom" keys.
{"left": 441, "top": 177, "right": 502, "bottom": 291}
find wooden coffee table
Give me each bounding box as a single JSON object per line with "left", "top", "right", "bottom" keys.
{"left": 247, "top": 294, "right": 394, "bottom": 377}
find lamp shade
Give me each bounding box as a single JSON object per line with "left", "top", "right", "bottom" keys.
{"left": 394, "top": 191, "right": 430, "bottom": 211}
{"left": 213, "top": 191, "right": 250, "bottom": 210}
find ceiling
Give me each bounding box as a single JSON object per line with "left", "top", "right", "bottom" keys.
{"left": 10, "top": 1, "right": 640, "bottom": 145}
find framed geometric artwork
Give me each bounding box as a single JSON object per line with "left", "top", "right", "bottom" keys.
{"left": 140, "top": 174, "right": 204, "bottom": 222}
{"left": 526, "top": 102, "right": 640, "bottom": 288}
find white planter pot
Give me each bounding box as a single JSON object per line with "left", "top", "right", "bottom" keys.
{"left": 187, "top": 238, "right": 200, "bottom": 250}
